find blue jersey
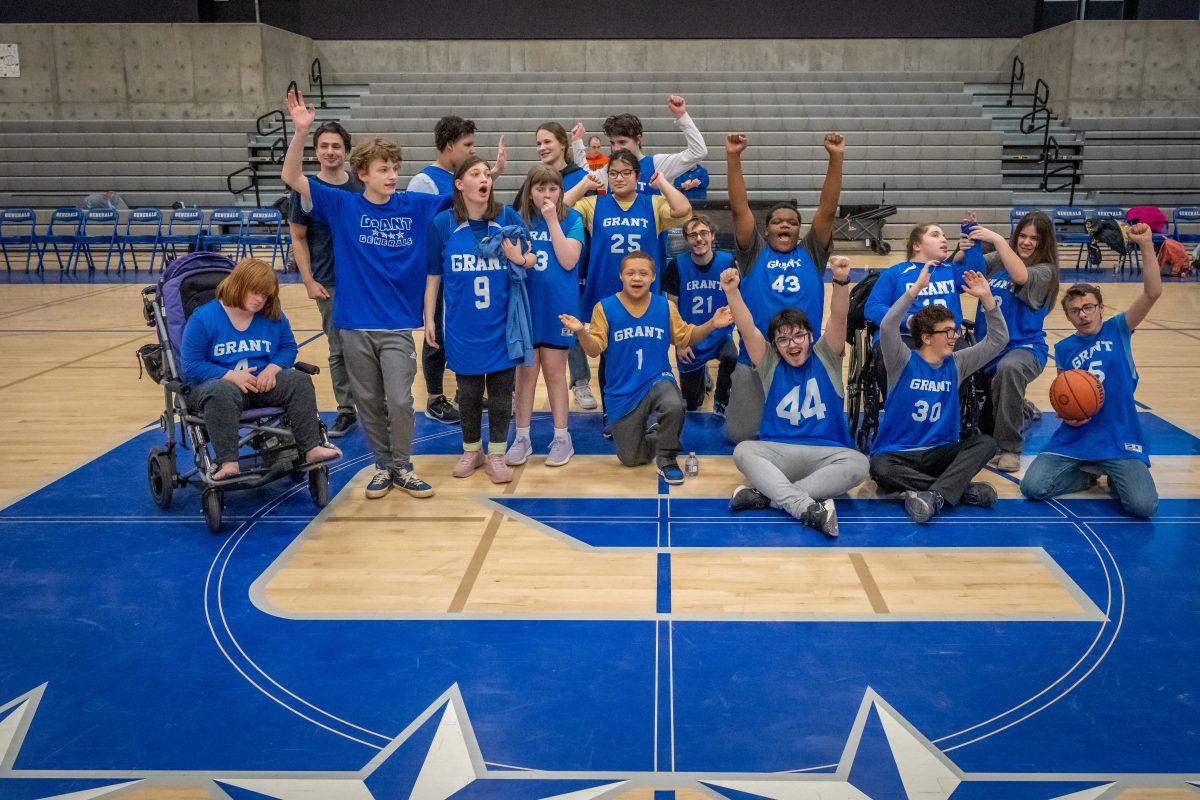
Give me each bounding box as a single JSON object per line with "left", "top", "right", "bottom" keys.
{"left": 426, "top": 207, "right": 525, "bottom": 375}
{"left": 759, "top": 344, "right": 853, "bottom": 448}
{"left": 1045, "top": 314, "right": 1148, "bottom": 464}
{"left": 672, "top": 250, "right": 733, "bottom": 372}
{"left": 417, "top": 165, "right": 455, "bottom": 197}
{"left": 307, "top": 177, "right": 449, "bottom": 331}
{"left": 976, "top": 269, "right": 1050, "bottom": 367}
{"left": 562, "top": 165, "right": 587, "bottom": 193}
{"left": 864, "top": 260, "right": 968, "bottom": 342}
{"left": 180, "top": 300, "right": 298, "bottom": 385}
{"left": 582, "top": 193, "right": 660, "bottom": 321}
{"left": 636, "top": 154, "right": 659, "bottom": 196}
{"left": 737, "top": 241, "right": 825, "bottom": 366}
{"left": 520, "top": 207, "right": 586, "bottom": 348}
{"left": 600, "top": 294, "right": 675, "bottom": 422}
{"left": 871, "top": 352, "right": 960, "bottom": 454}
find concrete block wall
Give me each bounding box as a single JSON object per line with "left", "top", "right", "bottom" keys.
{"left": 1018, "top": 20, "right": 1200, "bottom": 119}
{"left": 0, "top": 23, "right": 313, "bottom": 120}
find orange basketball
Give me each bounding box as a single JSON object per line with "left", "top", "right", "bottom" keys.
{"left": 1050, "top": 369, "right": 1105, "bottom": 422}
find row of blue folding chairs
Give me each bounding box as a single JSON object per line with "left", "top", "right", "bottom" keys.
{"left": 1010, "top": 204, "right": 1200, "bottom": 273}
{"left": 0, "top": 206, "right": 291, "bottom": 273}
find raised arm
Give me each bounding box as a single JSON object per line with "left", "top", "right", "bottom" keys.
{"left": 649, "top": 95, "right": 709, "bottom": 180}
{"left": 725, "top": 133, "right": 755, "bottom": 251}
{"left": 809, "top": 132, "right": 844, "bottom": 249}
{"left": 819, "top": 256, "right": 853, "bottom": 356}
{"left": 651, "top": 171, "right": 691, "bottom": 221}
{"left": 880, "top": 263, "right": 928, "bottom": 393}
{"left": 953, "top": 270, "right": 1009, "bottom": 381}
{"left": 968, "top": 224, "right": 1029, "bottom": 284}
{"left": 1123, "top": 223, "right": 1163, "bottom": 330}
{"left": 720, "top": 266, "right": 767, "bottom": 365}
{"left": 281, "top": 88, "right": 317, "bottom": 206}
{"left": 564, "top": 171, "right": 602, "bottom": 208}
{"left": 569, "top": 122, "right": 593, "bottom": 171}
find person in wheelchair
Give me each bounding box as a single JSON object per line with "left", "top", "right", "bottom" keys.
{"left": 865, "top": 223, "right": 970, "bottom": 349}
{"left": 181, "top": 257, "right": 341, "bottom": 481}
{"left": 953, "top": 211, "right": 1060, "bottom": 473}
{"left": 869, "top": 263, "right": 1008, "bottom": 523}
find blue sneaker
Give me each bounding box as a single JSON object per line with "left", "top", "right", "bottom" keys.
{"left": 365, "top": 468, "right": 393, "bottom": 499}
{"left": 393, "top": 464, "right": 435, "bottom": 498}
{"left": 657, "top": 460, "right": 685, "bottom": 485}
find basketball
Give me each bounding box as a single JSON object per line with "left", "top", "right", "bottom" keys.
{"left": 1050, "top": 369, "right": 1105, "bottom": 422}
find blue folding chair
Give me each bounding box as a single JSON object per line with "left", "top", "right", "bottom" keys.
{"left": 0, "top": 208, "right": 37, "bottom": 272}
{"left": 1172, "top": 206, "right": 1200, "bottom": 246}
{"left": 1053, "top": 206, "right": 1090, "bottom": 270}
{"left": 36, "top": 207, "right": 83, "bottom": 272}
{"left": 116, "top": 207, "right": 163, "bottom": 272}
{"left": 200, "top": 207, "right": 245, "bottom": 255}
{"left": 1009, "top": 205, "right": 1042, "bottom": 234}
{"left": 160, "top": 207, "right": 203, "bottom": 263}
{"left": 239, "top": 207, "right": 286, "bottom": 266}
{"left": 76, "top": 207, "right": 119, "bottom": 272}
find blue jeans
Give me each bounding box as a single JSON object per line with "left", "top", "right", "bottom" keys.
{"left": 1020, "top": 452, "right": 1158, "bottom": 519}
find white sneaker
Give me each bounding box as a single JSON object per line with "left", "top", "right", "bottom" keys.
{"left": 545, "top": 435, "right": 574, "bottom": 467}
{"left": 505, "top": 436, "right": 532, "bottom": 466}
{"left": 572, "top": 382, "right": 598, "bottom": 410}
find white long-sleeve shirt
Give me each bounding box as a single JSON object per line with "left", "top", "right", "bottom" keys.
{"left": 572, "top": 112, "right": 707, "bottom": 185}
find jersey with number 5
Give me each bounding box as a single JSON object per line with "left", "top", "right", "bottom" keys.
{"left": 737, "top": 242, "right": 824, "bottom": 365}
{"left": 582, "top": 193, "right": 659, "bottom": 321}
{"left": 760, "top": 342, "right": 852, "bottom": 448}
{"left": 870, "top": 351, "right": 960, "bottom": 455}
{"left": 1045, "top": 313, "right": 1147, "bottom": 463}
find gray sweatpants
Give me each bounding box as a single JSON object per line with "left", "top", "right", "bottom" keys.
{"left": 733, "top": 439, "right": 869, "bottom": 520}
{"left": 983, "top": 348, "right": 1045, "bottom": 454}
{"left": 315, "top": 291, "right": 355, "bottom": 415}
{"left": 340, "top": 329, "right": 418, "bottom": 471}
{"left": 612, "top": 380, "right": 684, "bottom": 467}
{"left": 724, "top": 363, "right": 765, "bottom": 444}
{"left": 189, "top": 368, "right": 322, "bottom": 464}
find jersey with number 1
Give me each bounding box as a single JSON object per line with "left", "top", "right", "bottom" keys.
{"left": 673, "top": 250, "right": 733, "bottom": 372}
{"left": 582, "top": 193, "right": 660, "bottom": 321}
{"left": 760, "top": 344, "right": 853, "bottom": 448}
{"left": 1045, "top": 313, "right": 1147, "bottom": 464}
{"left": 870, "top": 351, "right": 960, "bottom": 454}
{"left": 737, "top": 243, "right": 825, "bottom": 365}
{"left": 599, "top": 294, "right": 676, "bottom": 422}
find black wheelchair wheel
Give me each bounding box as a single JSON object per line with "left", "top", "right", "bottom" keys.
{"left": 147, "top": 448, "right": 175, "bottom": 509}
{"left": 874, "top": 240, "right": 892, "bottom": 256}
{"left": 308, "top": 466, "right": 329, "bottom": 508}
{"left": 202, "top": 488, "right": 224, "bottom": 534}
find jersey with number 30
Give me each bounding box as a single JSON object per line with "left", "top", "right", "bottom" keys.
{"left": 870, "top": 351, "right": 960, "bottom": 454}
{"left": 582, "top": 193, "right": 660, "bottom": 320}
{"left": 738, "top": 243, "right": 824, "bottom": 365}
{"left": 1045, "top": 313, "right": 1147, "bottom": 464}
{"left": 760, "top": 343, "right": 852, "bottom": 448}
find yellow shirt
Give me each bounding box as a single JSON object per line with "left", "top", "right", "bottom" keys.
{"left": 585, "top": 294, "right": 695, "bottom": 354}
{"left": 573, "top": 195, "right": 691, "bottom": 236}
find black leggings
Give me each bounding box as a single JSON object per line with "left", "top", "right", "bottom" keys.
{"left": 457, "top": 368, "right": 516, "bottom": 447}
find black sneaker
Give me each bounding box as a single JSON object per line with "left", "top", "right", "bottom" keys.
{"left": 657, "top": 460, "right": 685, "bottom": 485}
{"left": 328, "top": 412, "right": 357, "bottom": 438}
{"left": 426, "top": 395, "right": 461, "bottom": 425}
{"left": 961, "top": 481, "right": 998, "bottom": 508}
{"left": 801, "top": 499, "right": 840, "bottom": 538}
{"left": 730, "top": 485, "right": 770, "bottom": 512}
{"left": 903, "top": 490, "right": 940, "bottom": 524}
{"left": 602, "top": 414, "right": 613, "bottom": 440}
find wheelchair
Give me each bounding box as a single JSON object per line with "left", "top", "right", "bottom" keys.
{"left": 137, "top": 252, "right": 336, "bottom": 533}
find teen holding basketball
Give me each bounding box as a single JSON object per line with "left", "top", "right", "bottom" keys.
{"left": 1021, "top": 223, "right": 1162, "bottom": 519}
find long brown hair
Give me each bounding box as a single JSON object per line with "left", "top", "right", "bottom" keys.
{"left": 514, "top": 164, "right": 568, "bottom": 226}
{"left": 217, "top": 258, "right": 282, "bottom": 320}
{"left": 451, "top": 155, "right": 499, "bottom": 223}
{"left": 1010, "top": 211, "right": 1060, "bottom": 307}
{"left": 905, "top": 222, "right": 939, "bottom": 260}
{"left": 535, "top": 122, "right": 570, "bottom": 163}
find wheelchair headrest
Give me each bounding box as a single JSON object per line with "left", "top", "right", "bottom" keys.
{"left": 158, "top": 252, "right": 236, "bottom": 356}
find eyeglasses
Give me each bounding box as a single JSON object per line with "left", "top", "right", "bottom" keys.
{"left": 1066, "top": 303, "right": 1101, "bottom": 317}
{"left": 930, "top": 327, "right": 961, "bottom": 338}
{"left": 773, "top": 331, "right": 811, "bottom": 347}
{"left": 685, "top": 230, "right": 712, "bottom": 240}
{"left": 609, "top": 169, "right": 636, "bottom": 179}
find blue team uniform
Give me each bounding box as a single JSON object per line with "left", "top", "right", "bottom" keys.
{"left": 672, "top": 250, "right": 733, "bottom": 372}
{"left": 582, "top": 193, "right": 660, "bottom": 320}
{"left": 760, "top": 347, "right": 853, "bottom": 448}
{"left": 427, "top": 207, "right": 526, "bottom": 375}
{"left": 517, "top": 206, "right": 586, "bottom": 348}
{"left": 975, "top": 269, "right": 1051, "bottom": 368}
{"left": 871, "top": 353, "right": 961, "bottom": 455}
{"left": 865, "top": 261, "right": 968, "bottom": 342}
{"left": 737, "top": 243, "right": 825, "bottom": 366}
{"left": 181, "top": 300, "right": 298, "bottom": 385}
{"left": 600, "top": 294, "right": 676, "bottom": 422}
{"left": 1044, "top": 314, "right": 1148, "bottom": 464}
{"left": 417, "top": 165, "right": 455, "bottom": 197}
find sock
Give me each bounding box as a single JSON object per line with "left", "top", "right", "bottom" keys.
{"left": 487, "top": 441, "right": 506, "bottom": 455}
{"left": 553, "top": 427, "right": 569, "bottom": 440}
{"left": 516, "top": 426, "right": 531, "bottom": 440}
{"left": 463, "top": 441, "right": 482, "bottom": 452}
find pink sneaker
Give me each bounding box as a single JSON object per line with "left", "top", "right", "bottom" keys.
{"left": 483, "top": 453, "right": 513, "bottom": 484}
{"left": 452, "top": 450, "right": 485, "bottom": 478}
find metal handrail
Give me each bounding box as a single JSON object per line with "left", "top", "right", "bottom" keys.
{"left": 226, "top": 166, "right": 261, "bottom": 206}
{"left": 1006, "top": 55, "right": 1025, "bottom": 107}
{"left": 310, "top": 58, "right": 326, "bottom": 108}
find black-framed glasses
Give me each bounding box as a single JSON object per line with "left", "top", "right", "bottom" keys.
{"left": 774, "top": 331, "right": 811, "bottom": 347}
{"left": 609, "top": 169, "right": 636, "bottom": 179}
{"left": 1066, "top": 303, "right": 1101, "bottom": 317}
{"left": 931, "top": 326, "right": 961, "bottom": 338}
{"left": 685, "top": 229, "right": 713, "bottom": 240}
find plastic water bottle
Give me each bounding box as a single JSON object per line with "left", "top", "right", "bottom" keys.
{"left": 684, "top": 451, "right": 699, "bottom": 478}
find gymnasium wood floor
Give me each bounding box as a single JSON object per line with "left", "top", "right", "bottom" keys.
{"left": 1, "top": 263, "right": 1198, "bottom": 799}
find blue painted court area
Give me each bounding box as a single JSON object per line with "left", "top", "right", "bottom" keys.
{"left": 0, "top": 412, "right": 1198, "bottom": 798}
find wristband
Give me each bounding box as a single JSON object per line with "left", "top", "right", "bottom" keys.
{"left": 832, "top": 277, "right": 851, "bottom": 286}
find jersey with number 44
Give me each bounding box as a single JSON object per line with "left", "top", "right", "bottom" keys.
{"left": 870, "top": 351, "right": 961, "bottom": 454}
{"left": 738, "top": 243, "right": 824, "bottom": 365}
{"left": 1045, "top": 313, "right": 1148, "bottom": 464}
{"left": 760, "top": 344, "right": 853, "bottom": 448}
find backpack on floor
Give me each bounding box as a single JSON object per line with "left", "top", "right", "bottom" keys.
{"left": 1157, "top": 237, "right": 1193, "bottom": 277}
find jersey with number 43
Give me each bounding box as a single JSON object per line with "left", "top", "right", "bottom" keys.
{"left": 582, "top": 193, "right": 659, "bottom": 320}
{"left": 738, "top": 243, "right": 825, "bottom": 365}
{"left": 870, "top": 351, "right": 961, "bottom": 454}
{"left": 1045, "top": 313, "right": 1148, "bottom": 464}
{"left": 759, "top": 341, "right": 853, "bottom": 448}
